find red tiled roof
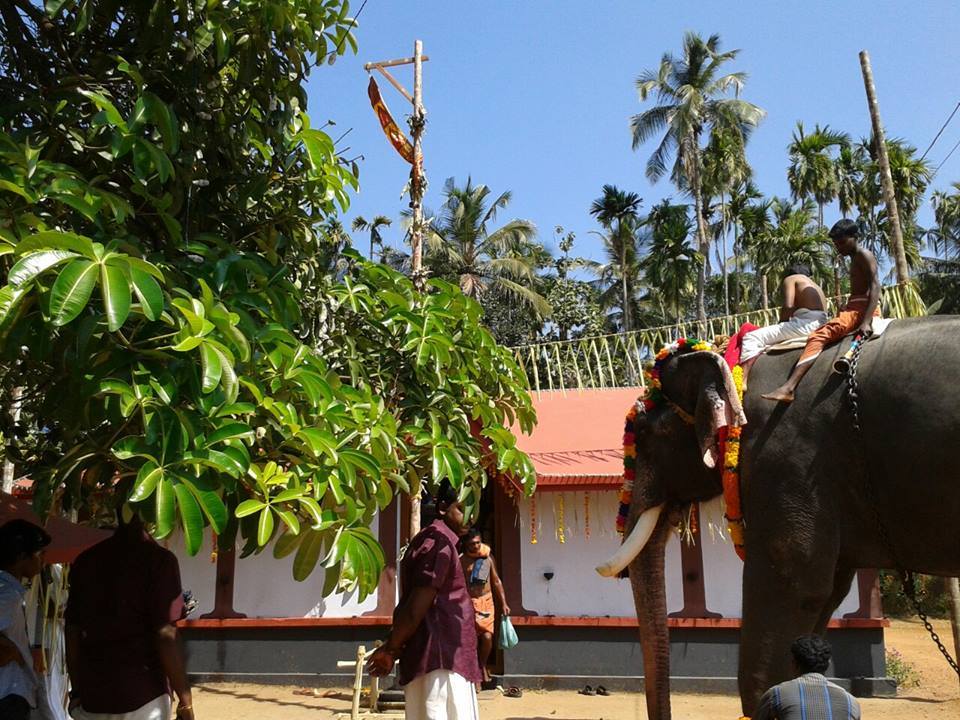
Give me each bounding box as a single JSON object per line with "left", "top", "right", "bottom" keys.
{"left": 511, "top": 388, "right": 641, "bottom": 490}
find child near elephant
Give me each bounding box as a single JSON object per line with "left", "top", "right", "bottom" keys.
{"left": 762, "top": 219, "right": 880, "bottom": 403}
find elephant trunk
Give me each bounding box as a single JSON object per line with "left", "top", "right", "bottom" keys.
{"left": 630, "top": 511, "right": 672, "bottom": 720}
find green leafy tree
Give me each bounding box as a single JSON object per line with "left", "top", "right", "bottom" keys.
{"left": 423, "top": 178, "right": 550, "bottom": 324}
{"left": 861, "top": 138, "right": 932, "bottom": 271}
{"left": 0, "top": 0, "right": 535, "bottom": 599}
{"left": 589, "top": 185, "right": 643, "bottom": 332}
{"left": 725, "top": 181, "right": 763, "bottom": 311}
{"left": 545, "top": 228, "right": 605, "bottom": 341}
{"left": 351, "top": 215, "right": 392, "bottom": 261}
{"left": 643, "top": 200, "right": 701, "bottom": 325}
{"left": 745, "top": 198, "right": 830, "bottom": 308}
{"left": 931, "top": 183, "right": 960, "bottom": 259}
{"left": 787, "top": 122, "right": 849, "bottom": 297}
{"left": 632, "top": 32, "right": 765, "bottom": 323}
{"left": 702, "top": 125, "right": 752, "bottom": 315}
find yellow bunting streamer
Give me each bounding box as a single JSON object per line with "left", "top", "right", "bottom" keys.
{"left": 530, "top": 494, "right": 538, "bottom": 544}
{"left": 584, "top": 492, "right": 591, "bottom": 539}
{"left": 557, "top": 494, "right": 566, "bottom": 544}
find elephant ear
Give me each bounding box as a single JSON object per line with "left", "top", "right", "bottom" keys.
{"left": 683, "top": 352, "right": 747, "bottom": 469}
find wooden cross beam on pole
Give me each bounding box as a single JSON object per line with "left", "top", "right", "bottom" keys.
{"left": 364, "top": 41, "right": 428, "bottom": 539}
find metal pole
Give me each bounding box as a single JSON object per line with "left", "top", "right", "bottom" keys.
{"left": 859, "top": 50, "right": 910, "bottom": 284}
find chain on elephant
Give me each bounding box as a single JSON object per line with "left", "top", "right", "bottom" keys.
{"left": 844, "top": 337, "right": 960, "bottom": 678}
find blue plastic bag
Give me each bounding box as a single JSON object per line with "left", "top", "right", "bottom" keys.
{"left": 498, "top": 615, "right": 519, "bottom": 650}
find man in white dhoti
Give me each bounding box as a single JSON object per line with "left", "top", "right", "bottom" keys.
{"left": 741, "top": 265, "right": 828, "bottom": 387}
{"left": 366, "top": 480, "right": 481, "bottom": 720}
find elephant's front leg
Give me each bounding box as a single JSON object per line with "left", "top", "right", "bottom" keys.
{"left": 738, "top": 541, "right": 841, "bottom": 716}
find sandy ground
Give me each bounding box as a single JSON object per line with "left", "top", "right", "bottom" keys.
{"left": 189, "top": 619, "right": 960, "bottom": 719}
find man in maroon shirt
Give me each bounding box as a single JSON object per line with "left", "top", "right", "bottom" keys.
{"left": 367, "top": 480, "right": 482, "bottom": 719}
{"left": 65, "top": 508, "right": 194, "bottom": 720}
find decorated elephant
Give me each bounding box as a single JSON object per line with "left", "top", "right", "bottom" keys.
{"left": 596, "top": 316, "right": 960, "bottom": 719}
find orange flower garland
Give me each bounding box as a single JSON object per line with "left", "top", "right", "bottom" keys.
{"left": 722, "top": 364, "right": 746, "bottom": 560}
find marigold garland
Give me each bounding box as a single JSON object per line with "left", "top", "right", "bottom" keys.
{"left": 617, "top": 338, "right": 711, "bottom": 536}
{"left": 722, "top": 364, "right": 746, "bottom": 560}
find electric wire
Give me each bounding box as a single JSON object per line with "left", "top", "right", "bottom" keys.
{"left": 329, "top": 0, "right": 369, "bottom": 59}
{"left": 934, "top": 135, "right": 960, "bottom": 175}
{"left": 919, "top": 97, "right": 960, "bottom": 162}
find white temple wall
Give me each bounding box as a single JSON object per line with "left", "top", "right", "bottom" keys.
{"left": 518, "top": 492, "right": 860, "bottom": 618}
{"left": 172, "top": 512, "right": 379, "bottom": 618}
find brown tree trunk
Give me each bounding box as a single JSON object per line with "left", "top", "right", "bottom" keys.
{"left": 761, "top": 273, "right": 769, "bottom": 310}
{"left": 629, "top": 515, "right": 672, "bottom": 720}
{"left": 686, "top": 132, "right": 709, "bottom": 324}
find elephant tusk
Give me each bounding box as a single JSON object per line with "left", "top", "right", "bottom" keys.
{"left": 595, "top": 503, "right": 665, "bottom": 577}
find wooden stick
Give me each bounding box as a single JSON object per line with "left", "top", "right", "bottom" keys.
{"left": 363, "top": 54, "right": 430, "bottom": 70}
{"left": 373, "top": 65, "right": 413, "bottom": 104}
{"left": 351, "top": 645, "right": 365, "bottom": 720}
{"left": 859, "top": 50, "right": 909, "bottom": 284}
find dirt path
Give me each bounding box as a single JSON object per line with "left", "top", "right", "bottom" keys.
{"left": 189, "top": 619, "right": 960, "bottom": 719}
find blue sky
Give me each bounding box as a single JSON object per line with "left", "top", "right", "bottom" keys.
{"left": 308, "top": 1, "right": 960, "bottom": 263}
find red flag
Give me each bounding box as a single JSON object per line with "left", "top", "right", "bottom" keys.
{"left": 367, "top": 76, "right": 415, "bottom": 164}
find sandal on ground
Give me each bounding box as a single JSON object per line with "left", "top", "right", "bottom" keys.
{"left": 596, "top": 685, "right": 612, "bottom": 696}
{"left": 501, "top": 686, "right": 523, "bottom": 698}
{"left": 578, "top": 685, "right": 595, "bottom": 696}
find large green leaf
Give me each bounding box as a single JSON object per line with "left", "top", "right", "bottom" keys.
{"left": 129, "top": 264, "right": 164, "bottom": 320}
{"left": 155, "top": 478, "right": 176, "bottom": 539}
{"left": 100, "top": 261, "right": 132, "bottom": 330}
{"left": 130, "top": 461, "right": 163, "bottom": 501}
{"left": 143, "top": 92, "right": 179, "bottom": 153}
{"left": 273, "top": 530, "right": 305, "bottom": 559}
{"left": 204, "top": 422, "right": 254, "bottom": 447}
{"left": 79, "top": 89, "right": 127, "bottom": 129}
{"left": 257, "top": 506, "right": 275, "bottom": 546}
{"left": 293, "top": 528, "right": 326, "bottom": 582}
{"left": 183, "top": 477, "right": 227, "bottom": 534}
{"left": 8, "top": 250, "right": 79, "bottom": 287}
{"left": 16, "top": 231, "right": 96, "bottom": 258}
{"left": 199, "top": 342, "right": 222, "bottom": 392}
{"left": 49, "top": 259, "right": 98, "bottom": 326}
{"left": 172, "top": 481, "right": 204, "bottom": 554}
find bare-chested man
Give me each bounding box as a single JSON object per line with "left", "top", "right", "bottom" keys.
{"left": 740, "top": 264, "right": 828, "bottom": 387}
{"left": 459, "top": 528, "right": 509, "bottom": 688}
{"left": 762, "top": 219, "right": 880, "bottom": 403}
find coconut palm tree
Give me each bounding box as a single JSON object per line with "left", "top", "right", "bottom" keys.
{"left": 702, "top": 125, "right": 752, "bottom": 315}
{"left": 738, "top": 198, "right": 775, "bottom": 309}
{"left": 787, "top": 122, "right": 850, "bottom": 298}
{"left": 351, "top": 215, "right": 392, "bottom": 261}
{"left": 423, "top": 177, "right": 550, "bottom": 317}
{"left": 787, "top": 122, "right": 850, "bottom": 228}
{"left": 931, "top": 183, "right": 960, "bottom": 259}
{"left": 858, "top": 137, "right": 933, "bottom": 268}
{"left": 631, "top": 32, "right": 765, "bottom": 323}
{"left": 643, "top": 200, "right": 701, "bottom": 326}
{"left": 726, "top": 181, "right": 763, "bottom": 311}
{"left": 589, "top": 185, "right": 643, "bottom": 332}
